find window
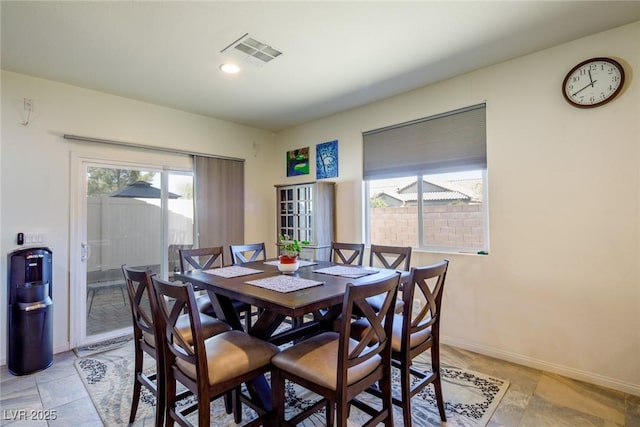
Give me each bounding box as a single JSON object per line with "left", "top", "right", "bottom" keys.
{"left": 366, "top": 170, "right": 487, "bottom": 252}
{"left": 363, "top": 104, "right": 488, "bottom": 253}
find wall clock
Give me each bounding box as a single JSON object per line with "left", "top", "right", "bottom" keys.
{"left": 562, "top": 57, "right": 625, "bottom": 108}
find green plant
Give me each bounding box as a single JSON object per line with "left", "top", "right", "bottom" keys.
{"left": 278, "top": 234, "right": 308, "bottom": 258}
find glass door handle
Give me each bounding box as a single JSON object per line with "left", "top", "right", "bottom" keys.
{"left": 81, "top": 242, "right": 91, "bottom": 262}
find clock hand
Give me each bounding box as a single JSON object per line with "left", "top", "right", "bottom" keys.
{"left": 572, "top": 80, "right": 597, "bottom": 97}
{"left": 588, "top": 69, "right": 594, "bottom": 85}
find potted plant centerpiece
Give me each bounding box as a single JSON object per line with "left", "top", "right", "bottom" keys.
{"left": 278, "top": 234, "right": 303, "bottom": 273}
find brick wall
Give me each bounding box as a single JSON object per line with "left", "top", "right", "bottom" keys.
{"left": 370, "top": 203, "right": 484, "bottom": 249}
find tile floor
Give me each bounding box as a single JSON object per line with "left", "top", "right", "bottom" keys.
{"left": 2, "top": 285, "right": 639, "bottom": 426}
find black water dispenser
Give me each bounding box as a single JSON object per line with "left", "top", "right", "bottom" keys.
{"left": 7, "top": 247, "right": 53, "bottom": 375}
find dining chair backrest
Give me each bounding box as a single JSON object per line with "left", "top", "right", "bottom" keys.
{"left": 401, "top": 260, "right": 449, "bottom": 348}
{"left": 339, "top": 274, "right": 400, "bottom": 378}
{"left": 168, "top": 244, "right": 193, "bottom": 277}
{"left": 151, "top": 278, "right": 201, "bottom": 373}
{"left": 330, "top": 242, "right": 365, "bottom": 266}
{"left": 182, "top": 246, "right": 255, "bottom": 330}
{"left": 122, "top": 266, "right": 157, "bottom": 342}
{"left": 270, "top": 271, "right": 400, "bottom": 426}
{"left": 229, "top": 242, "right": 266, "bottom": 264}
{"left": 369, "top": 244, "right": 412, "bottom": 271}
{"left": 179, "top": 246, "right": 224, "bottom": 272}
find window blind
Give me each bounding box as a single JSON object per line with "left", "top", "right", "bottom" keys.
{"left": 362, "top": 103, "right": 486, "bottom": 180}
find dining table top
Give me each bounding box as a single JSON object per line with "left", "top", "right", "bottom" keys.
{"left": 174, "top": 259, "right": 400, "bottom": 319}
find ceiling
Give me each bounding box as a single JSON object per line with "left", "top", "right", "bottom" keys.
{"left": 2, "top": 1, "right": 640, "bottom": 132}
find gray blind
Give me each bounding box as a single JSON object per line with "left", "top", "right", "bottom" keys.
{"left": 363, "top": 104, "right": 486, "bottom": 180}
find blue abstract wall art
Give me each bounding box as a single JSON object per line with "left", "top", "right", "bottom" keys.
{"left": 316, "top": 140, "right": 338, "bottom": 179}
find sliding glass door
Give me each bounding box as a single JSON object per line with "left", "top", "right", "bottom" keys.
{"left": 75, "top": 161, "right": 193, "bottom": 346}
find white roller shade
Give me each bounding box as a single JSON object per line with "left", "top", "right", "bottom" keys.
{"left": 363, "top": 104, "right": 486, "bottom": 180}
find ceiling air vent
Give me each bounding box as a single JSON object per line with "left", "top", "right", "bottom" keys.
{"left": 221, "top": 33, "right": 282, "bottom": 65}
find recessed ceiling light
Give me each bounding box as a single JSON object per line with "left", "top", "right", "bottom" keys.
{"left": 220, "top": 63, "right": 240, "bottom": 74}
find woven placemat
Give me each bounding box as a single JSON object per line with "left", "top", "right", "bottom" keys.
{"left": 245, "top": 275, "right": 323, "bottom": 292}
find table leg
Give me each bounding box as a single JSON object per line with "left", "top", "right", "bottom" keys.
{"left": 205, "top": 290, "right": 244, "bottom": 330}
{"left": 247, "top": 374, "right": 273, "bottom": 411}
{"left": 250, "top": 310, "right": 286, "bottom": 338}
{"left": 205, "top": 290, "right": 281, "bottom": 420}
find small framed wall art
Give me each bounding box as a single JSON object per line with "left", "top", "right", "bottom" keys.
{"left": 316, "top": 140, "right": 338, "bottom": 179}
{"left": 286, "top": 147, "right": 310, "bottom": 177}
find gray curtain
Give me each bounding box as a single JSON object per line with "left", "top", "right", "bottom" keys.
{"left": 194, "top": 156, "right": 244, "bottom": 264}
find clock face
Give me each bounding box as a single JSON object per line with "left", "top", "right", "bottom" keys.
{"left": 562, "top": 58, "right": 625, "bottom": 108}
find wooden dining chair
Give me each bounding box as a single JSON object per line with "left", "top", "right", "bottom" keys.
{"left": 175, "top": 246, "right": 220, "bottom": 318}
{"left": 122, "top": 266, "right": 165, "bottom": 426}
{"left": 369, "top": 244, "right": 412, "bottom": 271}
{"left": 151, "top": 276, "right": 279, "bottom": 427}
{"left": 353, "top": 259, "right": 450, "bottom": 427}
{"left": 168, "top": 244, "right": 193, "bottom": 279}
{"left": 329, "top": 242, "right": 365, "bottom": 266}
{"left": 122, "top": 265, "right": 231, "bottom": 427}
{"left": 179, "top": 246, "right": 253, "bottom": 331}
{"left": 271, "top": 272, "right": 400, "bottom": 426}
{"left": 367, "top": 244, "right": 412, "bottom": 313}
{"left": 306, "top": 242, "right": 365, "bottom": 326}
{"left": 229, "top": 242, "right": 267, "bottom": 264}
{"left": 179, "top": 246, "right": 224, "bottom": 272}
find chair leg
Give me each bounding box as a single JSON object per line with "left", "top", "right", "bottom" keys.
{"left": 129, "top": 347, "right": 143, "bottom": 424}
{"left": 400, "top": 360, "right": 413, "bottom": 427}
{"left": 155, "top": 362, "right": 166, "bottom": 427}
{"left": 431, "top": 346, "right": 446, "bottom": 422}
{"left": 271, "top": 369, "right": 285, "bottom": 426}
{"left": 198, "top": 395, "right": 211, "bottom": 427}
{"left": 380, "top": 368, "right": 394, "bottom": 427}
{"left": 129, "top": 380, "right": 141, "bottom": 424}
{"left": 87, "top": 290, "right": 96, "bottom": 315}
{"left": 233, "top": 386, "right": 242, "bottom": 424}
{"left": 165, "top": 375, "right": 177, "bottom": 427}
{"left": 337, "top": 396, "right": 349, "bottom": 427}
{"left": 224, "top": 392, "right": 232, "bottom": 414}
{"left": 433, "top": 375, "right": 446, "bottom": 422}
{"left": 325, "top": 400, "right": 335, "bottom": 426}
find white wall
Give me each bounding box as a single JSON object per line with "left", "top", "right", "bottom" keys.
{"left": 0, "top": 71, "right": 277, "bottom": 358}
{"left": 274, "top": 22, "right": 640, "bottom": 395}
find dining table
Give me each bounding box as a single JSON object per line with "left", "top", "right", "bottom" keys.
{"left": 173, "top": 258, "right": 400, "bottom": 421}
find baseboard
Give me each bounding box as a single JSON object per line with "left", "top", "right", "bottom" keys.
{"left": 54, "top": 342, "right": 71, "bottom": 355}
{"left": 442, "top": 336, "right": 640, "bottom": 397}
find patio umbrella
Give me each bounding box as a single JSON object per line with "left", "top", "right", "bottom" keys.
{"left": 109, "top": 180, "right": 181, "bottom": 199}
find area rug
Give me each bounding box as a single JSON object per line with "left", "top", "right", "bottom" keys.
{"left": 75, "top": 340, "right": 508, "bottom": 426}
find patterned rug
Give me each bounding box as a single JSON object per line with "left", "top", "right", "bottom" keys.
{"left": 75, "top": 340, "right": 508, "bottom": 426}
